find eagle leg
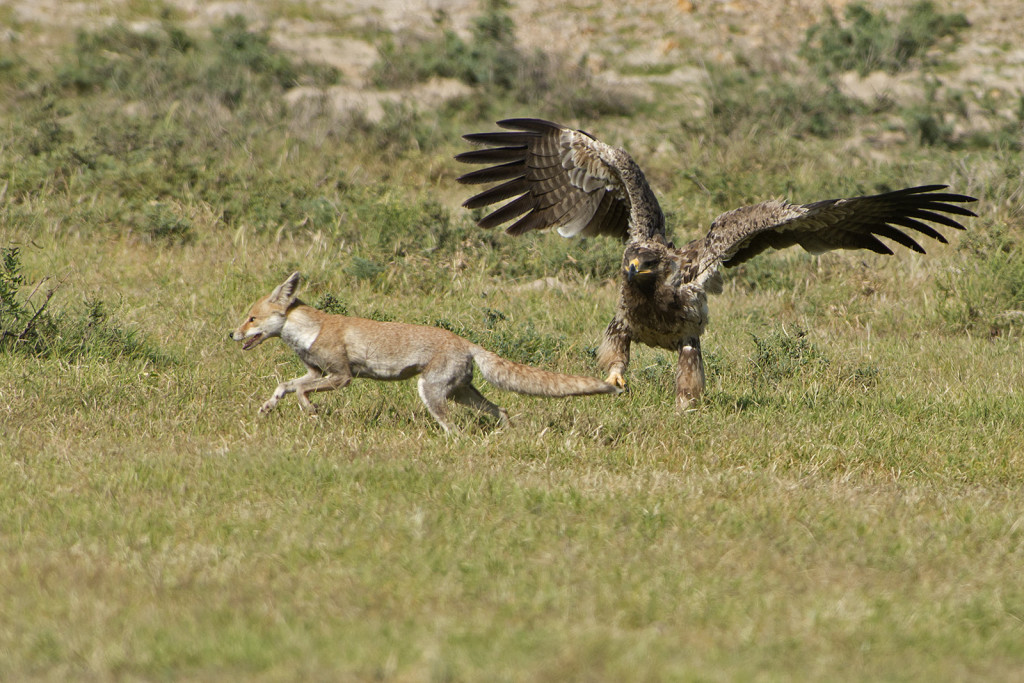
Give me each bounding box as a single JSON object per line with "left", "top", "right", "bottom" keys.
{"left": 675, "top": 338, "right": 705, "bottom": 411}
{"left": 597, "top": 316, "right": 631, "bottom": 391}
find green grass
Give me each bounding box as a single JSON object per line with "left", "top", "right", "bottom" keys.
{"left": 2, "top": 6, "right": 1024, "bottom": 682}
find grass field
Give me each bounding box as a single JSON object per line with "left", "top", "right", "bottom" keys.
{"left": 2, "top": 2, "right": 1023, "bottom": 680}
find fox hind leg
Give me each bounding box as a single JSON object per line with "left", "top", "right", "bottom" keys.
{"left": 451, "top": 384, "right": 509, "bottom": 426}
{"left": 417, "top": 377, "right": 456, "bottom": 434}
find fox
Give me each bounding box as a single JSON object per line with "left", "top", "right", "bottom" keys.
{"left": 231, "top": 272, "right": 619, "bottom": 433}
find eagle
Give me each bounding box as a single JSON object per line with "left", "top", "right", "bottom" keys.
{"left": 454, "top": 118, "right": 977, "bottom": 409}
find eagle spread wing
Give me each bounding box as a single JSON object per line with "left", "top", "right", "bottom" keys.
{"left": 459, "top": 120, "right": 977, "bottom": 280}
{"left": 696, "top": 185, "right": 977, "bottom": 274}
{"left": 455, "top": 118, "right": 664, "bottom": 242}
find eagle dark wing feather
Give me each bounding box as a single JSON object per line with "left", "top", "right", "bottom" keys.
{"left": 461, "top": 177, "right": 532, "bottom": 209}
{"left": 456, "top": 159, "right": 530, "bottom": 185}
{"left": 455, "top": 118, "right": 635, "bottom": 240}
{"left": 454, "top": 146, "right": 529, "bottom": 166}
{"left": 885, "top": 216, "right": 945, "bottom": 244}
{"left": 476, "top": 194, "right": 535, "bottom": 229}
{"left": 587, "top": 193, "right": 631, "bottom": 237}
{"left": 699, "top": 185, "right": 976, "bottom": 270}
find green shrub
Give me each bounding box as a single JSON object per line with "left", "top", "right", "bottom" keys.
{"left": 371, "top": 2, "right": 518, "bottom": 90}
{"left": 136, "top": 202, "right": 194, "bottom": 243}
{"left": 369, "top": 0, "right": 632, "bottom": 118}
{"left": 705, "top": 62, "right": 869, "bottom": 139}
{"left": 0, "top": 246, "right": 166, "bottom": 363}
{"left": 56, "top": 16, "right": 336, "bottom": 107}
{"left": 801, "top": 1, "right": 969, "bottom": 76}
{"left": 345, "top": 256, "right": 386, "bottom": 282}
{"left": 748, "top": 326, "right": 829, "bottom": 387}
{"left": 57, "top": 22, "right": 186, "bottom": 94}
{"left": 22, "top": 99, "right": 75, "bottom": 157}
{"left": 328, "top": 184, "right": 459, "bottom": 256}
{"left": 211, "top": 15, "right": 298, "bottom": 88}
{"left": 205, "top": 15, "right": 340, "bottom": 108}
{"left": 0, "top": 45, "right": 28, "bottom": 91}
{"left": 53, "top": 298, "right": 167, "bottom": 363}
{"left": 347, "top": 102, "right": 448, "bottom": 160}
{"left": 899, "top": 81, "right": 1024, "bottom": 151}
{"left": 0, "top": 247, "right": 28, "bottom": 338}
{"left": 0, "top": 16, "right": 348, "bottom": 240}
{"left": 727, "top": 252, "right": 818, "bottom": 293}
{"left": 312, "top": 292, "right": 349, "bottom": 316}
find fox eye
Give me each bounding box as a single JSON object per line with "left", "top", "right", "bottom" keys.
{"left": 248, "top": 316, "right": 255, "bottom": 322}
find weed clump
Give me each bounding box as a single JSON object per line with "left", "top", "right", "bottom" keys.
{"left": 801, "top": 1, "right": 969, "bottom": 76}
{"left": 0, "top": 247, "right": 30, "bottom": 340}
{"left": 797, "top": 3, "right": 1021, "bottom": 151}
{"left": 1, "top": 16, "right": 348, "bottom": 242}
{"left": 371, "top": 2, "right": 519, "bottom": 91}
{"left": 749, "top": 326, "right": 829, "bottom": 387}
{"left": 345, "top": 256, "right": 386, "bottom": 282}
{"left": 0, "top": 246, "right": 166, "bottom": 363}
{"left": 57, "top": 22, "right": 190, "bottom": 94}
{"left": 704, "top": 61, "right": 869, "bottom": 139}
{"left": 327, "top": 184, "right": 460, "bottom": 256}
{"left": 57, "top": 16, "right": 336, "bottom": 107}
{"left": 728, "top": 252, "right": 818, "bottom": 293}
{"left": 370, "top": 0, "right": 631, "bottom": 118}
{"left": 312, "top": 293, "right": 349, "bottom": 316}
{"left": 211, "top": 15, "right": 299, "bottom": 89}
{"left": 135, "top": 202, "right": 194, "bottom": 243}
{"left": 899, "top": 81, "right": 1023, "bottom": 151}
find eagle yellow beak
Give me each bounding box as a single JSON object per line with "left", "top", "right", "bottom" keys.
{"left": 627, "top": 258, "right": 652, "bottom": 282}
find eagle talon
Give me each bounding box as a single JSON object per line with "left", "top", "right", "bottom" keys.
{"left": 605, "top": 371, "right": 627, "bottom": 393}
{"left": 675, "top": 396, "right": 698, "bottom": 412}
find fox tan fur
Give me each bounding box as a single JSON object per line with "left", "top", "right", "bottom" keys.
{"left": 231, "top": 272, "right": 618, "bottom": 433}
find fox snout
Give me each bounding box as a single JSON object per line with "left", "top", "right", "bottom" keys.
{"left": 232, "top": 317, "right": 267, "bottom": 351}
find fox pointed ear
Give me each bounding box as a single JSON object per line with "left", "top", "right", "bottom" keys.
{"left": 270, "top": 271, "right": 301, "bottom": 306}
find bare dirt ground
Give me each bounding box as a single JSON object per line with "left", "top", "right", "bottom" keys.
{"left": 3, "top": 0, "right": 1022, "bottom": 122}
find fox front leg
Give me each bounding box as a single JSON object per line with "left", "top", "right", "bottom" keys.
{"left": 259, "top": 366, "right": 325, "bottom": 415}
{"left": 292, "top": 371, "right": 353, "bottom": 414}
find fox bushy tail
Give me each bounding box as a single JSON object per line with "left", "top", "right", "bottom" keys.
{"left": 471, "top": 347, "right": 617, "bottom": 397}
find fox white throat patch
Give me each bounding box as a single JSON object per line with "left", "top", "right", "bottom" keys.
{"left": 281, "top": 314, "right": 320, "bottom": 351}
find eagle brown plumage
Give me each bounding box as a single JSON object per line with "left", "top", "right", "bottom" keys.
{"left": 455, "top": 118, "right": 977, "bottom": 409}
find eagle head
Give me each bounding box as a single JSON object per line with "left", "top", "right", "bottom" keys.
{"left": 623, "top": 244, "right": 664, "bottom": 287}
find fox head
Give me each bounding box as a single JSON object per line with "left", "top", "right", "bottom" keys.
{"left": 231, "top": 272, "right": 301, "bottom": 350}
